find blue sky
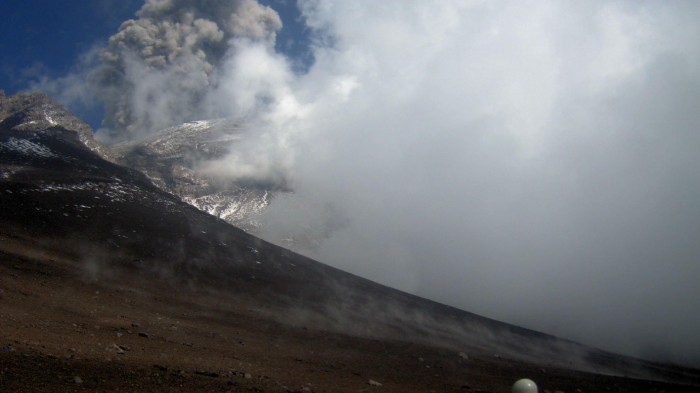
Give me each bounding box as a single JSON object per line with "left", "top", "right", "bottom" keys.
{"left": 0, "top": 1, "right": 142, "bottom": 94}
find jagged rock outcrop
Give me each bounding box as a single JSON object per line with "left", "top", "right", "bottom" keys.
{"left": 0, "top": 91, "right": 111, "bottom": 160}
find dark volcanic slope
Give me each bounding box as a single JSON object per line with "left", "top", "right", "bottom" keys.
{"left": 2, "top": 94, "right": 700, "bottom": 392}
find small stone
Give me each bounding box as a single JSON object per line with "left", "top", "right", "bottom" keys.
{"left": 139, "top": 332, "right": 150, "bottom": 338}
{"left": 244, "top": 373, "right": 252, "bottom": 379}
{"left": 368, "top": 379, "right": 382, "bottom": 386}
{"left": 74, "top": 376, "right": 83, "bottom": 384}
{"left": 131, "top": 322, "right": 141, "bottom": 329}
{"left": 458, "top": 352, "right": 469, "bottom": 360}
{"left": 195, "top": 370, "right": 219, "bottom": 378}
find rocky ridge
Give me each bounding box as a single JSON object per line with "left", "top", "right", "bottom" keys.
{"left": 0, "top": 91, "right": 276, "bottom": 234}
{"left": 0, "top": 91, "right": 110, "bottom": 160}
{"left": 110, "top": 118, "right": 275, "bottom": 233}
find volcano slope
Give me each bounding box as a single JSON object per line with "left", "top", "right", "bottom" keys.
{"left": 2, "top": 101, "right": 700, "bottom": 392}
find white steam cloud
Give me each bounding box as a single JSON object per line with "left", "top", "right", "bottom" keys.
{"left": 252, "top": 1, "right": 700, "bottom": 367}
{"left": 35, "top": 0, "right": 700, "bottom": 367}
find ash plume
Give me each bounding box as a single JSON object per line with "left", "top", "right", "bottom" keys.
{"left": 34, "top": 0, "right": 282, "bottom": 140}
{"left": 98, "top": 0, "right": 281, "bottom": 136}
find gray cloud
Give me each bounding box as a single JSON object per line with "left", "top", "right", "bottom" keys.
{"left": 97, "top": 0, "right": 282, "bottom": 135}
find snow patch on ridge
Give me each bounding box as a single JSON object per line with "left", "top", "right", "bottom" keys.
{"left": 184, "top": 189, "right": 270, "bottom": 232}
{"left": 0, "top": 137, "right": 58, "bottom": 158}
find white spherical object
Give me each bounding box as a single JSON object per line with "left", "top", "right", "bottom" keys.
{"left": 512, "top": 378, "right": 538, "bottom": 393}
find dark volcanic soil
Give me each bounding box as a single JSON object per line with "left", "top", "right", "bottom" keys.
{"left": 2, "top": 97, "right": 700, "bottom": 392}
{"left": 1, "top": 233, "right": 698, "bottom": 393}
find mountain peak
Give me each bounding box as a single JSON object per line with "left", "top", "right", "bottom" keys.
{"left": 1, "top": 92, "right": 84, "bottom": 132}
{"left": 0, "top": 92, "right": 109, "bottom": 159}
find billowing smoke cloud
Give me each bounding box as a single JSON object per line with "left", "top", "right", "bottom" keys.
{"left": 97, "top": 0, "right": 281, "bottom": 135}
{"left": 34, "top": 0, "right": 282, "bottom": 139}
{"left": 33, "top": 0, "right": 700, "bottom": 367}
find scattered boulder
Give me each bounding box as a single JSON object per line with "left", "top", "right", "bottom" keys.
{"left": 368, "top": 379, "right": 382, "bottom": 387}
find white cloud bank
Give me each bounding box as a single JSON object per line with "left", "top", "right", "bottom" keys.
{"left": 256, "top": 1, "right": 700, "bottom": 366}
